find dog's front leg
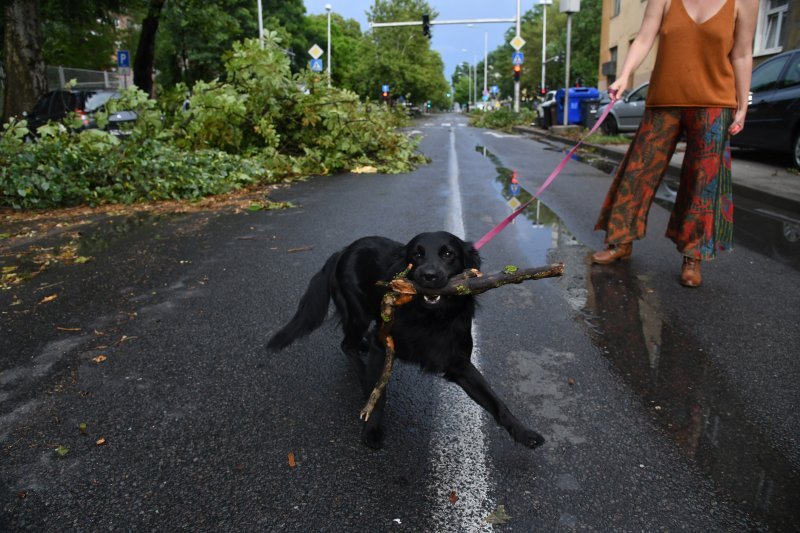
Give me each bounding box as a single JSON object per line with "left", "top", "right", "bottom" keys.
{"left": 445, "top": 361, "right": 545, "bottom": 449}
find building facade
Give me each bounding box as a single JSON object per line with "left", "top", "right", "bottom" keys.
{"left": 597, "top": 0, "right": 798, "bottom": 93}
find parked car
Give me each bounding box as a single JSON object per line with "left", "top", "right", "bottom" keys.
{"left": 598, "top": 81, "right": 649, "bottom": 134}
{"left": 731, "top": 48, "right": 800, "bottom": 169}
{"left": 24, "top": 89, "right": 137, "bottom": 137}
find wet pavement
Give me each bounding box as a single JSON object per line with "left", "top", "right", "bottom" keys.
{"left": 477, "top": 143, "right": 800, "bottom": 530}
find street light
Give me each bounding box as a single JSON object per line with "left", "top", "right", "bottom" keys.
{"left": 325, "top": 4, "right": 332, "bottom": 87}
{"left": 257, "top": 0, "right": 264, "bottom": 49}
{"left": 540, "top": 0, "right": 552, "bottom": 96}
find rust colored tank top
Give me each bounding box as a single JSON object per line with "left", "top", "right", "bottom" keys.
{"left": 647, "top": 0, "right": 737, "bottom": 108}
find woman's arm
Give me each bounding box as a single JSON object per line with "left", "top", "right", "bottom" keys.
{"left": 728, "top": 0, "right": 759, "bottom": 135}
{"left": 608, "top": 0, "right": 668, "bottom": 99}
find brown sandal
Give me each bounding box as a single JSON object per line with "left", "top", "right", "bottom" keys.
{"left": 591, "top": 243, "right": 633, "bottom": 265}
{"left": 680, "top": 257, "right": 702, "bottom": 287}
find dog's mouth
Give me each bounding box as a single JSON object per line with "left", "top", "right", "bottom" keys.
{"left": 422, "top": 294, "right": 442, "bottom": 305}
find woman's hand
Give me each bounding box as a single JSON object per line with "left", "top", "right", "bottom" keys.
{"left": 608, "top": 79, "right": 627, "bottom": 102}
{"left": 729, "top": 108, "right": 747, "bottom": 135}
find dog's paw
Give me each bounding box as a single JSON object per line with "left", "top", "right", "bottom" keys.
{"left": 514, "top": 427, "right": 545, "bottom": 449}
{"left": 361, "top": 426, "right": 385, "bottom": 450}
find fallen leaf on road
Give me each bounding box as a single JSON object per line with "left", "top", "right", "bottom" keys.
{"left": 567, "top": 377, "right": 575, "bottom": 386}
{"left": 57, "top": 326, "right": 81, "bottom": 332}
{"left": 92, "top": 355, "right": 107, "bottom": 363}
{"left": 79, "top": 422, "right": 88, "bottom": 434}
{"left": 54, "top": 445, "right": 70, "bottom": 457}
{"left": 449, "top": 490, "right": 458, "bottom": 505}
{"left": 17, "top": 490, "right": 27, "bottom": 500}
{"left": 39, "top": 294, "right": 58, "bottom": 304}
{"left": 96, "top": 437, "right": 107, "bottom": 446}
{"left": 484, "top": 505, "right": 511, "bottom": 524}
{"left": 288, "top": 452, "right": 297, "bottom": 468}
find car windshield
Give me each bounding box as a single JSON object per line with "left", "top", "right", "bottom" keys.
{"left": 83, "top": 92, "right": 119, "bottom": 112}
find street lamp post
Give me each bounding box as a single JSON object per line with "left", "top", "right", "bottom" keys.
{"left": 325, "top": 4, "right": 332, "bottom": 87}
{"left": 256, "top": 0, "right": 264, "bottom": 49}
{"left": 540, "top": 0, "right": 552, "bottom": 95}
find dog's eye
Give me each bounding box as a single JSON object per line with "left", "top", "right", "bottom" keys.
{"left": 440, "top": 248, "right": 455, "bottom": 259}
{"left": 412, "top": 248, "right": 425, "bottom": 259}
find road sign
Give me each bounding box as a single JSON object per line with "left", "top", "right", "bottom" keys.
{"left": 117, "top": 50, "right": 130, "bottom": 68}
{"left": 308, "top": 44, "right": 324, "bottom": 59}
{"left": 512, "top": 51, "right": 524, "bottom": 65}
{"left": 491, "top": 85, "right": 499, "bottom": 95}
{"left": 510, "top": 35, "right": 526, "bottom": 51}
{"left": 382, "top": 84, "right": 390, "bottom": 93}
{"left": 310, "top": 59, "right": 323, "bottom": 72}
{"left": 509, "top": 183, "right": 521, "bottom": 196}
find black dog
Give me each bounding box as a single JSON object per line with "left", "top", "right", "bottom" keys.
{"left": 267, "top": 231, "right": 544, "bottom": 450}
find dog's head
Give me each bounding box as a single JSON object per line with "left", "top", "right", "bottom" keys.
{"left": 403, "top": 231, "right": 481, "bottom": 306}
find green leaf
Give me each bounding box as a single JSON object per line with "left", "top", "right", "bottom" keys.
{"left": 484, "top": 504, "right": 511, "bottom": 525}
{"left": 55, "top": 445, "right": 70, "bottom": 457}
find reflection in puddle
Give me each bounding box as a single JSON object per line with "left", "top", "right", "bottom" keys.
{"left": 476, "top": 144, "right": 799, "bottom": 530}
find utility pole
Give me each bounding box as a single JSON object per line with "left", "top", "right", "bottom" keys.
{"left": 256, "top": 0, "right": 264, "bottom": 49}
{"left": 325, "top": 4, "right": 332, "bottom": 87}
{"left": 540, "top": 0, "right": 552, "bottom": 96}
{"left": 514, "top": 0, "right": 521, "bottom": 112}
{"left": 561, "top": 0, "right": 580, "bottom": 126}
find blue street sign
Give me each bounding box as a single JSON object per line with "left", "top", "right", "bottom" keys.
{"left": 491, "top": 85, "right": 499, "bottom": 95}
{"left": 509, "top": 183, "right": 521, "bottom": 196}
{"left": 512, "top": 51, "right": 524, "bottom": 65}
{"left": 382, "top": 84, "right": 390, "bottom": 93}
{"left": 117, "top": 50, "right": 130, "bottom": 68}
{"left": 310, "top": 59, "right": 323, "bottom": 72}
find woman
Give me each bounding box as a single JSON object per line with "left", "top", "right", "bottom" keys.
{"left": 592, "top": 0, "right": 758, "bottom": 287}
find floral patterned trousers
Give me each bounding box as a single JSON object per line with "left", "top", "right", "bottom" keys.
{"left": 594, "top": 107, "right": 734, "bottom": 260}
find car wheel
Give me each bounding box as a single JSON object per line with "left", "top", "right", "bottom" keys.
{"left": 793, "top": 131, "right": 800, "bottom": 169}
{"left": 603, "top": 115, "right": 619, "bottom": 135}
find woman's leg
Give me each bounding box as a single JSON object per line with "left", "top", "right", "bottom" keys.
{"left": 666, "top": 108, "right": 734, "bottom": 260}
{"left": 595, "top": 108, "right": 683, "bottom": 245}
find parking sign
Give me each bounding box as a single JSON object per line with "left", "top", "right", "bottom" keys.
{"left": 117, "top": 50, "right": 130, "bottom": 68}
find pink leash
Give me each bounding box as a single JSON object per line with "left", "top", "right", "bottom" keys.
{"left": 473, "top": 100, "right": 616, "bottom": 250}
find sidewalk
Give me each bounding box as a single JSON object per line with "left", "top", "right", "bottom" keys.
{"left": 513, "top": 125, "right": 800, "bottom": 213}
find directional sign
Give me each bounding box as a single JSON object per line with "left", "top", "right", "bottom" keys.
{"left": 512, "top": 51, "right": 524, "bottom": 65}
{"left": 510, "top": 35, "right": 526, "bottom": 51}
{"left": 308, "top": 44, "right": 324, "bottom": 59}
{"left": 310, "top": 59, "right": 323, "bottom": 72}
{"left": 491, "top": 85, "right": 499, "bottom": 95}
{"left": 117, "top": 50, "right": 130, "bottom": 68}
{"left": 509, "top": 183, "right": 521, "bottom": 196}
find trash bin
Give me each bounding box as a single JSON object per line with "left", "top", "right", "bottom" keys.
{"left": 556, "top": 87, "right": 601, "bottom": 125}
{"left": 549, "top": 103, "right": 558, "bottom": 129}
{"left": 580, "top": 98, "right": 603, "bottom": 130}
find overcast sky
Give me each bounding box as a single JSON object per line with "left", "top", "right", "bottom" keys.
{"left": 303, "top": 1, "right": 528, "bottom": 81}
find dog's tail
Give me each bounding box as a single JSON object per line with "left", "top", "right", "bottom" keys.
{"left": 266, "top": 251, "right": 341, "bottom": 351}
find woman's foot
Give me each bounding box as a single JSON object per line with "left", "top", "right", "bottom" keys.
{"left": 591, "top": 243, "right": 633, "bottom": 264}
{"left": 680, "top": 257, "right": 702, "bottom": 287}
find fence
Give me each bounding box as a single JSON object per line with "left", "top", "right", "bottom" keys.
{"left": 46, "top": 65, "right": 131, "bottom": 90}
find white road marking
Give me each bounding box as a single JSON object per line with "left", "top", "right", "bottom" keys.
{"left": 424, "top": 128, "right": 493, "bottom": 531}
{"left": 442, "top": 122, "right": 451, "bottom": 127}
{"left": 483, "top": 131, "right": 512, "bottom": 138}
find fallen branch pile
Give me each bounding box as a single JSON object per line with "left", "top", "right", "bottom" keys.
{"left": 359, "top": 263, "right": 565, "bottom": 421}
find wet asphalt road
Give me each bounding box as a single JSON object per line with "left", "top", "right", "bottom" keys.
{"left": 1, "top": 113, "right": 798, "bottom": 531}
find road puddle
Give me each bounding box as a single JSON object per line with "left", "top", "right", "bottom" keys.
{"left": 476, "top": 144, "right": 799, "bottom": 530}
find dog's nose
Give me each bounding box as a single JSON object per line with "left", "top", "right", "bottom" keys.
{"left": 421, "top": 271, "right": 441, "bottom": 284}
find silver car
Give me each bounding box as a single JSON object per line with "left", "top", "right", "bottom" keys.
{"left": 599, "top": 82, "right": 649, "bottom": 134}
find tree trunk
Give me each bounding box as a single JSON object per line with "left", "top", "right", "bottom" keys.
{"left": 133, "top": 0, "right": 165, "bottom": 98}
{"left": 2, "top": 0, "right": 47, "bottom": 122}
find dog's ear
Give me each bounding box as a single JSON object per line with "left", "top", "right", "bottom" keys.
{"left": 463, "top": 242, "right": 481, "bottom": 270}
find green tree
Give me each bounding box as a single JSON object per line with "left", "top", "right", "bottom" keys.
{"left": 351, "top": 0, "right": 449, "bottom": 107}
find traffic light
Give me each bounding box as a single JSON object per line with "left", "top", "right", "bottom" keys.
{"left": 382, "top": 91, "right": 389, "bottom": 103}
{"left": 513, "top": 64, "right": 522, "bottom": 82}
{"left": 541, "top": 86, "right": 547, "bottom": 95}
{"left": 422, "top": 14, "right": 431, "bottom": 38}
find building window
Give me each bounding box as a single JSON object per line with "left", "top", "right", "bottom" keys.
{"left": 613, "top": 0, "right": 621, "bottom": 17}
{"left": 755, "top": 0, "right": 788, "bottom": 55}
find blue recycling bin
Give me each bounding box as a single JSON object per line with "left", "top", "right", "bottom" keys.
{"left": 556, "top": 87, "right": 601, "bottom": 125}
